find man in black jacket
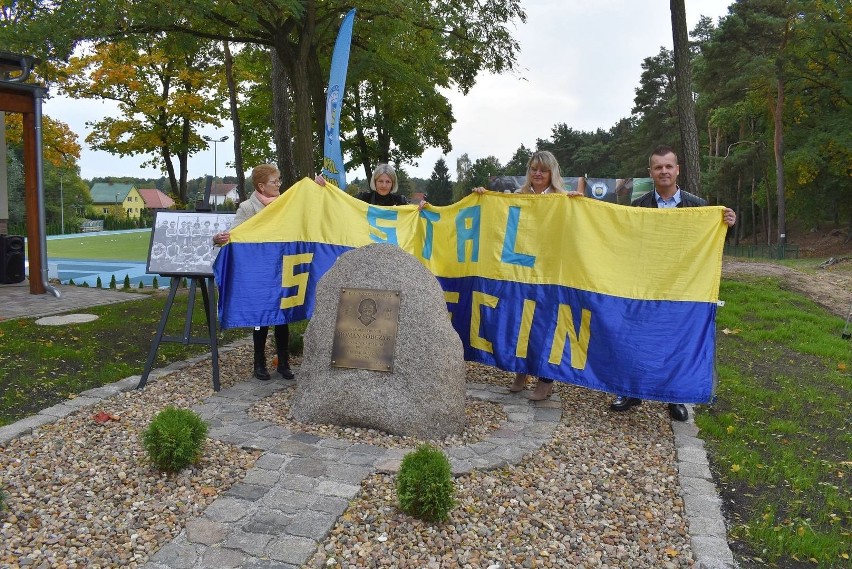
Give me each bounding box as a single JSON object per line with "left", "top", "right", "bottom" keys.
{"left": 610, "top": 145, "right": 737, "bottom": 421}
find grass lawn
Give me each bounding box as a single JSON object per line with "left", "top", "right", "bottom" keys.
{"left": 698, "top": 276, "right": 851, "bottom": 567}
{"left": 47, "top": 231, "right": 151, "bottom": 261}
{"left": 0, "top": 290, "right": 307, "bottom": 426}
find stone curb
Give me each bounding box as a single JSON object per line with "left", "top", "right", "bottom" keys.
{"left": 673, "top": 407, "right": 737, "bottom": 569}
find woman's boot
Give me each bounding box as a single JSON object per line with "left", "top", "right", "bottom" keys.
{"left": 253, "top": 327, "right": 271, "bottom": 380}
{"left": 274, "top": 324, "right": 294, "bottom": 379}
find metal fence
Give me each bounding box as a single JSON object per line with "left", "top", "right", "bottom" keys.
{"left": 723, "top": 243, "right": 800, "bottom": 259}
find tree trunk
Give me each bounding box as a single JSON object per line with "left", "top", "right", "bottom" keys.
{"left": 765, "top": 165, "right": 773, "bottom": 246}
{"left": 670, "top": 0, "right": 702, "bottom": 197}
{"left": 223, "top": 41, "right": 246, "bottom": 201}
{"left": 271, "top": 49, "right": 297, "bottom": 188}
{"left": 750, "top": 174, "right": 757, "bottom": 246}
{"left": 290, "top": 59, "right": 314, "bottom": 180}
{"left": 351, "top": 84, "right": 373, "bottom": 181}
{"left": 735, "top": 174, "right": 742, "bottom": 245}
{"left": 162, "top": 146, "right": 179, "bottom": 203}
{"left": 307, "top": 47, "right": 327, "bottom": 160}
{"left": 773, "top": 72, "right": 787, "bottom": 246}
{"left": 179, "top": 116, "right": 190, "bottom": 203}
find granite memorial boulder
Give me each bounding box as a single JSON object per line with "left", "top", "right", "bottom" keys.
{"left": 289, "top": 243, "right": 466, "bottom": 439}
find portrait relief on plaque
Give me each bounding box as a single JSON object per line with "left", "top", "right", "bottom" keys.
{"left": 331, "top": 288, "right": 401, "bottom": 372}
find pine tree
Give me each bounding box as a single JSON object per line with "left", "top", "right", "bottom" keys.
{"left": 426, "top": 158, "right": 454, "bottom": 206}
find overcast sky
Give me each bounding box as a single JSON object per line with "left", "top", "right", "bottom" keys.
{"left": 42, "top": 0, "right": 733, "bottom": 182}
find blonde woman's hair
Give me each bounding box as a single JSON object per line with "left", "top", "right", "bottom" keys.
{"left": 519, "top": 151, "right": 566, "bottom": 194}
{"left": 251, "top": 164, "right": 280, "bottom": 191}
{"left": 370, "top": 163, "right": 399, "bottom": 193}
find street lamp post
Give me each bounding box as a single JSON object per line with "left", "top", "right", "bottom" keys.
{"left": 202, "top": 135, "right": 229, "bottom": 181}
{"left": 59, "top": 172, "right": 64, "bottom": 234}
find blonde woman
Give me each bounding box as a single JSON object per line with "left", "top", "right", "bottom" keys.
{"left": 472, "top": 150, "right": 582, "bottom": 400}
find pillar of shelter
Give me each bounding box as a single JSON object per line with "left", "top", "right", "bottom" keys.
{"left": 0, "top": 80, "right": 46, "bottom": 294}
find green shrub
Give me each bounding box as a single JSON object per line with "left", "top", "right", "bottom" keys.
{"left": 68, "top": 278, "right": 75, "bottom": 286}
{"left": 142, "top": 407, "right": 208, "bottom": 472}
{"left": 138, "top": 281, "right": 144, "bottom": 289}
{"left": 96, "top": 276, "right": 102, "bottom": 289}
{"left": 123, "top": 274, "right": 131, "bottom": 289}
{"left": 396, "top": 444, "right": 455, "bottom": 522}
{"left": 152, "top": 276, "right": 159, "bottom": 289}
{"left": 109, "top": 274, "right": 117, "bottom": 289}
{"left": 0, "top": 485, "right": 6, "bottom": 511}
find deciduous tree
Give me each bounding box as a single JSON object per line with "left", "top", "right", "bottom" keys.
{"left": 59, "top": 33, "right": 227, "bottom": 203}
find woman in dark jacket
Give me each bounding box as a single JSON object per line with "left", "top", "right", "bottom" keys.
{"left": 355, "top": 163, "right": 408, "bottom": 206}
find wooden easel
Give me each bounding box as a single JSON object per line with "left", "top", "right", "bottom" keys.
{"left": 137, "top": 275, "right": 220, "bottom": 391}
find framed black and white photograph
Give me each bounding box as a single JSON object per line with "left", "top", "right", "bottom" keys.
{"left": 146, "top": 210, "right": 236, "bottom": 276}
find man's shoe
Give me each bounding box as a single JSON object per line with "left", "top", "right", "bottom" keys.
{"left": 610, "top": 396, "right": 642, "bottom": 411}
{"left": 277, "top": 366, "right": 295, "bottom": 380}
{"left": 254, "top": 365, "right": 271, "bottom": 381}
{"left": 668, "top": 403, "right": 688, "bottom": 422}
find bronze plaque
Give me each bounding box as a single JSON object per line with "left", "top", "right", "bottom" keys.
{"left": 331, "top": 288, "right": 401, "bottom": 372}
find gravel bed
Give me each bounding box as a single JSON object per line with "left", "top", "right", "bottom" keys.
{"left": 0, "top": 344, "right": 259, "bottom": 568}
{"left": 306, "top": 374, "right": 692, "bottom": 569}
{"left": 249, "top": 384, "right": 508, "bottom": 449}
{"left": 1, "top": 349, "right": 692, "bottom": 568}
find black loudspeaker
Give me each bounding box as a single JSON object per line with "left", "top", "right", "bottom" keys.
{"left": 0, "top": 235, "right": 26, "bottom": 284}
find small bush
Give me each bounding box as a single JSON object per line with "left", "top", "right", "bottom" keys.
{"left": 138, "top": 281, "right": 144, "bottom": 289}
{"left": 109, "top": 274, "right": 117, "bottom": 289}
{"left": 96, "top": 276, "right": 102, "bottom": 289}
{"left": 68, "top": 278, "right": 75, "bottom": 286}
{"left": 396, "top": 444, "right": 455, "bottom": 522}
{"left": 152, "top": 276, "right": 159, "bottom": 289}
{"left": 142, "top": 407, "right": 208, "bottom": 472}
{"left": 123, "top": 274, "right": 131, "bottom": 289}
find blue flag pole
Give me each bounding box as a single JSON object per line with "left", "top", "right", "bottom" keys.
{"left": 321, "top": 9, "right": 356, "bottom": 189}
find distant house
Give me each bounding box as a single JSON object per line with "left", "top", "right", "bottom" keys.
{"left": 137, "top": 188, "right": 176, "bottom": 211}
{"left": 89, "top": 182, "right": 145, "bottom": 219}
{"left": 210, "top": 183, "right": 240, "bottom": 208}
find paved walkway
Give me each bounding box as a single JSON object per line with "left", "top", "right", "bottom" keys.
{"left": 0, "top": 280, "right": 144, "bottom": 321}
{"left": 0, "top": 288, "right": 736, "bottom": 568}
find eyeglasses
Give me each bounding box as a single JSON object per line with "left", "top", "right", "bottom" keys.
{"left": 263, "top": 179, "right": 282, "bottom": 186}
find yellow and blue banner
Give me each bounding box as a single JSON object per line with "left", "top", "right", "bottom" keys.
{"left": 213, "top": 178, "right": 728, "bottom": 403}
{"left": 321, "top": 9, "right": 356, "bottom": 188}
